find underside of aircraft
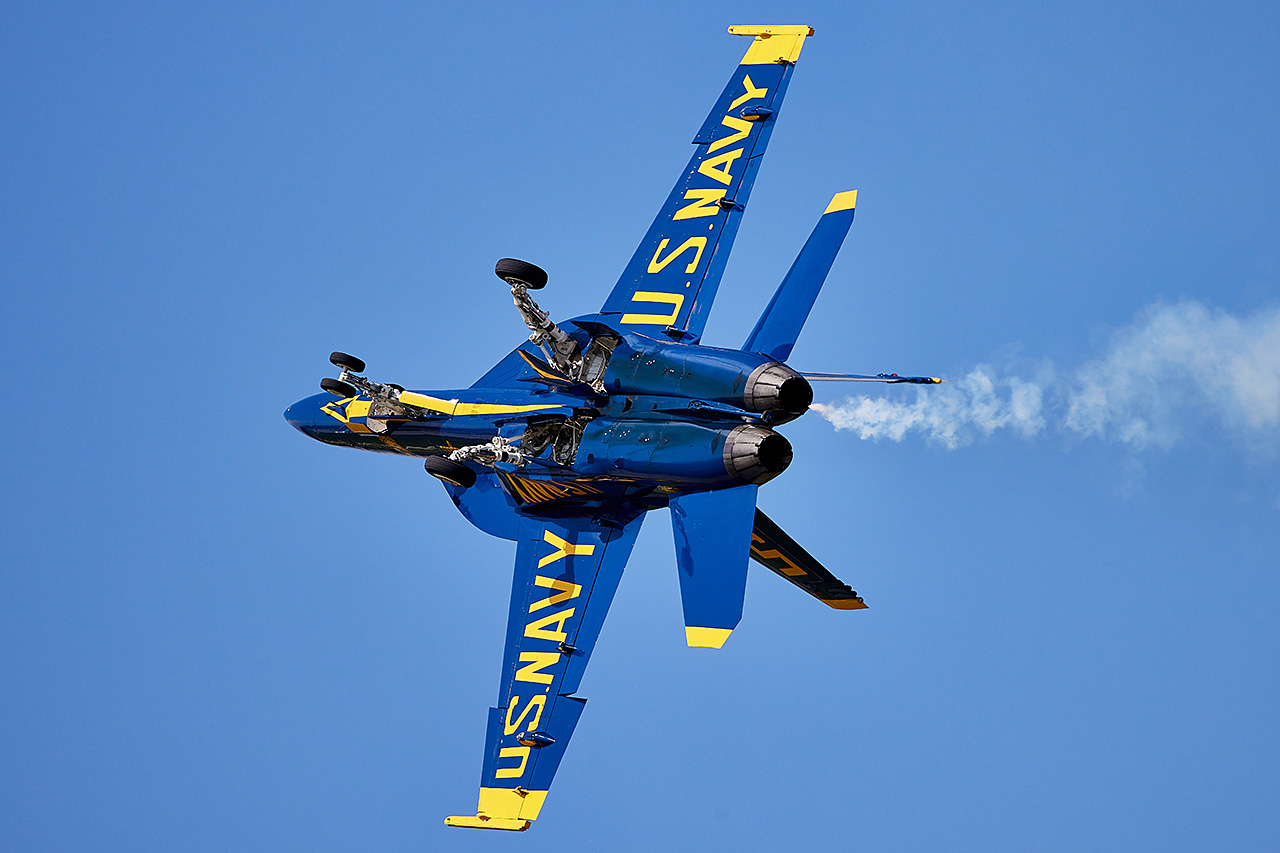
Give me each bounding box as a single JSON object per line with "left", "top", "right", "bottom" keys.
{"left": 285, "top": 24, "right": 940, "bottom": 831}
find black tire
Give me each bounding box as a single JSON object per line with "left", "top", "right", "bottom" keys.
{"left": 424, "top": 456, "right": 477, "bottom": 488}
{"left": 320, "top": 377, "right": 357, "bottom": 398}
{"left": 495, "top": 258, "right": 547, "bottom": 290}
{"left": 329, "top": 351, "right": 366, "bottom": 373}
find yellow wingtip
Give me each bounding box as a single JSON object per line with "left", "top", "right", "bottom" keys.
{"left": 685, "top": 626, "right": 734, "bottom": 648}
{"left": 444, "top": 816, "right": 530, "bottom": 832}
{"left": 728, "top": 25, "right": 815, "bottom": 65}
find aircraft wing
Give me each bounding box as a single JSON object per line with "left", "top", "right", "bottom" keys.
{"left": 750, "top": 509, "right": 867, "bottom": 610}
{"left": 445, "top": 505, "right": 645, "bottom": 831}
{"left": 592, "top": 26, "right": 815, "bottom": 343}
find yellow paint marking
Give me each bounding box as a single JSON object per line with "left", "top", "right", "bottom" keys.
{"left": 443, "top": 815, "right": 529, "bottom": 831}
{"left": 751, "top": 544, "right": 806, "bottom": 576}
{"left": 822, "top": 597, "right": 870, "bottom": 611}
{"left": 620, "top": 291, "right": 684, "bottom": 325}
{"left": 455, "top": 400, "right": 562, "bottom": 416}
{"left": 538, "top": 531, "right": 596, "bottom": 568}
{"left": 494, "top": 746, "right": 530, "bottom": 779}
{"left": 397, "top": 390, "right": 561, "bottom": 417}
{"left": 708, "top": 115, "right": 753, "bottom": 154}
{"left": 672, "top": 188, "right": 726, "bottom": 220}
{"left": 729, "top": 25, "right": 814, "bottom": 65}
{"left": 648, "top": 236, "right": 707, "bottom": 274}
{"left": 697, "top": 147, "right": 743, "bottom": 185}
{"left": 478, "top": 787, "right": 549, "bottom": 821}
{"left": 524, "top": 607, "right": 574, "bottom": 642}
{"left": 503, "top": 695, "right": 546, "bottom": 736}
{"left": 514, "top": 652, "right": 559, "bottom": 685}
{"left": 728, "top": 74, "right": 769, "bottom": 110}
{"left": 686, "top": 626, "right": 733, "bottom": 648}
{"left": 527, "top": 574, "right": 588, "bottom": 611}
{"left": 516, "top": 350, "right": 567, "bottom": 381}
{"left": 824, "top": 189, "right": 858, "bottom": 214}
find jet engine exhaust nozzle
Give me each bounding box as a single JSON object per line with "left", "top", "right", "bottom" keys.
{"left": 744, "top": 363, "right": 813, "bottom": 419}
{"left": 724, "top": 425, "right": 794, "bottom": 485}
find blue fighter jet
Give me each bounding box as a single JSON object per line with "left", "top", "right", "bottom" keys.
{"left": 286, "top": 25, "right": 940, "bottom": 832}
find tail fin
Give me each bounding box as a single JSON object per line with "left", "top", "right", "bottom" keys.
{"left": 742, "top": 190, "right": 857, "bottom": 361}
{"left": 669, "top": 484, "right": 759, "bottom": 648}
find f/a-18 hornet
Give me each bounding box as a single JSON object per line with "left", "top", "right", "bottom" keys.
{"left": 286, "top": 24, "right": 940, "bottom": 832}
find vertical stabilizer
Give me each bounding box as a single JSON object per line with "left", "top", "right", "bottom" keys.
{"left": 742, "top": 190, "right": 857, "bottom": 361}
{"left": 669, "top": 484, "right": 759, "bottom": 648}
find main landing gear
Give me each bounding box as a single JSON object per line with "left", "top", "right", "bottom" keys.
{"left": 424, "top": 436, "right": 530, "bottom": 489}
{"left": 496, "top": 257, "right": 582, "bottom": 376}
{"left": 495, "top": 258, "right": 617, "bottom": 393}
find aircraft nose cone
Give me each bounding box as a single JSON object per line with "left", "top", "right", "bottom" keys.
{"left": 284, "top": 394, "right": 327, "bottom": 436}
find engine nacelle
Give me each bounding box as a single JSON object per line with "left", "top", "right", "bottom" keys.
{"left": 575, "top": 419, "right": 793, "bottom": 486}
{"left": 603, "top": 339, "right": 812, "bottom": 422}
{"left": 722, "top": 424, "right": 794, "bottom": 485}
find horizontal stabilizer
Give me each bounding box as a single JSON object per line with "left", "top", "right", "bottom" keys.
{"left": 750, "top": 509, "right": 866, "bottom": 609}
{"left": 670, "top": 485, "right": 759, "bottom": 648}
{"left": 742, "top": 191, "right": 857, "bottom": 362}
{"left": 803, "top": 372, "right": 943, "bottom": 384}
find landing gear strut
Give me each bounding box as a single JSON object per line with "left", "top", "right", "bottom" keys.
{"left": 495, "top": 258, "right": 581, "bottom": 376}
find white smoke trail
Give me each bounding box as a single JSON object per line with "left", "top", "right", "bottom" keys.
{"left": 811, "top": 301, "right": 1280, "bottom": 453}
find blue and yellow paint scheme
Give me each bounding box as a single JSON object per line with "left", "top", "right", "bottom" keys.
{"left": 286, "top": 24, "right": 931, "bottom": 832}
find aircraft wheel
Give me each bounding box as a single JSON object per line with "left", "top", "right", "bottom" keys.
{"left": 495, "top": 258, "right": 547, "bottom": 290}
{"left": 424, "top": 456, "right": 477, "bottom": 488}
{"left": 320, "top": 377, "right": 357, "bottom": 398}
{"left": 329, "top": 351, "right": 365, "bottom": 373}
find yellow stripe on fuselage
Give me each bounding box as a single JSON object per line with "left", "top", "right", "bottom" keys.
{"left": 397, "top": 390, "right": 561, "bottom": 417}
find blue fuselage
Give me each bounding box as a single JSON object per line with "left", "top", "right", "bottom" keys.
{"left": 286, "top": 329, "right": 806, "bottom": 513}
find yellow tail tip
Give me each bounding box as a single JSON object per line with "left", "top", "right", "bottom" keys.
{"left": 685, "top": 626, "right": 734, "bottom": 648}
{"left": 824, "top": 190, "right": 858, "bottom": 214}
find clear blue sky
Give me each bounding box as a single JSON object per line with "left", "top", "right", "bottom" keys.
{"left": 4, "top": 2, "right": 1279, "bottom": 850}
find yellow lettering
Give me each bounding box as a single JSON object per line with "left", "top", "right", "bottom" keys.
{"left": 620, "top": 292, "right": 685, "bottom": 325}
{"left": 708, "top": 115, "right": 753, "bottom": 154}
{"left": 494, "top": 746, "right": 530, "bottom": 779}
{"left": 647, "top": 236, "right": 707, "bottom": 274}
{"left": 529, "top": 575, "right": 583, "bottom": 612}
{"left": 503, "top": 694, "right": 547, "bottom": 736}
{"left": 538, "top": 530, "right": 595, "bottom": 569}
{"left": 672, "top": 188, "right": 726, "bottom": 220}
{"left": 697, "top": 148, "right": 743, "bottom": 186}
{"left": 729, "top": 74, "right": 768, "bottom": 111}
{"left": 514, "top": 651, "right": 560, "bottom": 685}
{"left": 525, "top": 607, "right": 574, "bottom": 642}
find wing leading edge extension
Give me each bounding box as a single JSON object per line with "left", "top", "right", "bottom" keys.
{"left": 446, "top": 506, "right": 645, "bottom": 832}
{"left": 593, "top": 25, "right": 814, "bottom": 343}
